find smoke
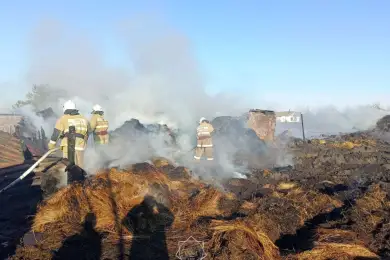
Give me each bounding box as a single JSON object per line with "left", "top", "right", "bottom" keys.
{"left": 13, "top": 16, "right": 389, "bottom": 178}
{"left": 27, "top": 18, "right": 248, "bottom": 130}
{"left": 275, "top": 105, "right": 390, "bottom": 139}
{"left": 24, "top": 17, "right": 252, "bottom": 177}
{"left": 14, "top": 105, "right": 55, "bottom": 137}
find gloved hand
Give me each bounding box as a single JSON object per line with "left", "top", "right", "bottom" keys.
{"left": 48, "top": 142, "right": 56, "bottom": 150}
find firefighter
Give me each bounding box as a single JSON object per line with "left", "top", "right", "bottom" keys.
{"left": 194, "top": 117, "right": 214, "bottom": 161}
{"left": 89, "top": 104, "right": 109, "bottom": 145}
{"left": 48, "top": 100, "right": 90, "bottom": 168}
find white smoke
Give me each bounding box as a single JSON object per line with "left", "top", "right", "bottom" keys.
{"left": 22, "top": 17, "right": 253, "bottom": 176}
{"left": 275, "top": 105, "right": 390, "bottom": 139}
{"left": 15, "top": 105, "right": 55, "bottom": 137}
{"left": 5, "top": 15, "right": 390, "bottom": 178}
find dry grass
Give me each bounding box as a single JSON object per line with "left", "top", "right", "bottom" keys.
{"left": 355, "top": 184, "right": 388, "bottom": 212}
{"left": 273, "top": 186, "right": 343, "bottom": 220}
{"left": 17, "top": 164, "right": 246, "bottom": 259}
{"left": 315, "top": 228, "right": 365, "bottom": 246}
{"left": 294, "top": 243, "right": 379, "bottom": 260}
{"left": 276, "top": 182, "right": 296, "bottom": 191}
{"left": 208, "top": 220, "right": 280, "bottom": 260}
{"left": 12, "top": 160, "right": 386, "bottom": 260}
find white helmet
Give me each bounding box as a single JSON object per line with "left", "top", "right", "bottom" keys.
{"left": 199, "top": 117, "right": 206, "bottom": 124}
{"left": 63, "top": 100, "right": 76, "bottom": 112}
{"left": 92, "top": 104, "right": 103, "bottom": 112}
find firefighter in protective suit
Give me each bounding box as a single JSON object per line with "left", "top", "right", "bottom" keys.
{"left": 48, "top": 100, "right": 90, "bottom": 168}
{"left": 89, "top": 104, "right": 109, "bottom": 145}
{"left": 194, "top": 117, "right": 214, "bottom": 161}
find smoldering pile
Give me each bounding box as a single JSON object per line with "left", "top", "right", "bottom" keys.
{"left": 6, "top": 115, "right": 390, "bottom": 260}
{"left": 12, "top": 160, "right": 343, "bottom": 260}
{"left": 11, "top": 125, "right": 390, "bottom": 259}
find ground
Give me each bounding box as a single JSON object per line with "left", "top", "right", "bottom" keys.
{"left": 0, "top": 129, "right": 390, "bottom": 260}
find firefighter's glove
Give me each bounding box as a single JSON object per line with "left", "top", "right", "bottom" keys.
{"left": 48, "top": 142, "right": 56, "bottom": 150}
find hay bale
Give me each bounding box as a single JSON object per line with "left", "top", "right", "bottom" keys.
{"left": 208, "top": 220, "right": 280, "bottom": 260}
{"left": 171, "top": 186, "right": 236, "bottom": 230}
{"left": 167, "top": 166, "right": 191, "bottom": 180}
{"left": 294, "top": 243, "right": 379, "bottom": 260}
{"left": 315, "top": 228, "right": 364, "bottom": 245}
{"left": 376, "top": 115, "right": 390, "bottom": 132}
{"left": 346, "top": 184, "right": 390, "bottom": 255}
{"left": 247, "top": 213, "right": 280, "bottom": 242}
{"left": 252, "top": 188, "right": 343, "bottom": 237}
{"left": 151, "top": 157, "right": 173, "bottom": 168}
{"left": 32, "top": 168, "right": 173, "bottom": 234}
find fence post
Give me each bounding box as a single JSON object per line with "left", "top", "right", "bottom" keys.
{"left": 300, "top": 113, "right": 306, "bottom": 141}
{"left": 67, "top": 126, "right": 76, "bottom": 166}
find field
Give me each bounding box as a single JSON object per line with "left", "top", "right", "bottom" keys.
{"left": 1, "top": 128, "right": 389, "bottom": 260}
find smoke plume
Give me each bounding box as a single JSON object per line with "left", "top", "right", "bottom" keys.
{"left": 23, "top": 17, "right": 253, "bottom": 176}
{"left": 9, "top": 16, "right": 390, "bottom": 178}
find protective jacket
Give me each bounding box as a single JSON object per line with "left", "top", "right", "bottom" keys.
{"left": 48, "top": 110, "right": 90, "bottom": 151}
{"left": 196, "top": 121, "right": 214, "bottom": 147}
{"left": 90, "top": 112, "right": 109, "bottom": 144}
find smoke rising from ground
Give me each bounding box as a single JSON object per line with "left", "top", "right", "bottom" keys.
{"left": 23, "top": 17, "right": 252, "bottom": 176}
{"left": 9, "top": 16, "right": 390, "bottom": 177}
{"left": 27, "top": 18, "right": 248, "bottom": 130}
{"left": 276, "top": 105, "right": 390, "bottom": 139}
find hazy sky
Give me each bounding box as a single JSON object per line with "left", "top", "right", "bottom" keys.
{"left": 1, "top": 0, "right": 389, "bottom": 110}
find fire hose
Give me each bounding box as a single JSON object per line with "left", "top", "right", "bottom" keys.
{"left": 0, "top": 147, "right": 60, "bottom": 194}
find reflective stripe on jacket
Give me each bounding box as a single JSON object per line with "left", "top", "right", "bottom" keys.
{"left": 90, "top": 114, "right": 109, "bottom": 144}
{"left": 196, "top": 122, "right": 214, "bottom": 147}
{"left": 50, "top": 114, "right": 90, "bottom": 151}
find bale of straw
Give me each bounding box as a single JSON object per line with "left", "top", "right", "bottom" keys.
{"left": 315, "top": 228, "right": 365, "bottom": 246}
{"left": 295, "top": 243, "right": 379, "bottom": 260}
{"left": 208, "top": 220, "right": 281, "bottom": 260}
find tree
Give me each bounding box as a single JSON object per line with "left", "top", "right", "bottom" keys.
{"left": 13, "top": 84, "right": 67, "bottom": 111}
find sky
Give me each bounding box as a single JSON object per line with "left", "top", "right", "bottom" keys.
{"left": 1, "top": 0, "right": 390, "bottom": 111}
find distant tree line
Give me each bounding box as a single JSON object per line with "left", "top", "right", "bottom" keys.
{"left": 13, "top": 84, "right": 67, "bottom": 112}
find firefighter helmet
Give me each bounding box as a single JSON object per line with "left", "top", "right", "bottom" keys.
{"left": 63, "top": 100, "right": 76, "bottom": 112}
{"left": 199, "top": 117, "right": 206, "bottom": 124}
{"left": 92, "top": 104, "right": 103, "bottom": 112}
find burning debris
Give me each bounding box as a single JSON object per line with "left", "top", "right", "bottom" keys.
{"left": 1, "top": 112, "right": 390, "bottom": 259}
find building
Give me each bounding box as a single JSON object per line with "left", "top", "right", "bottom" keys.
{"left": 0, "top": 114, "right": 23, "bottom": 134}
{"left": 246, "top": 109, "right": 276, "bottom": 141}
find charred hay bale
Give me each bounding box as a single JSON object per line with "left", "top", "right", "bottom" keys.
{"left": 14, "top": 165, "right": 252, "bottom": 259}
{"left": 290, "top": 243, "right": 379, "bottom": 260}
{"left": 282, "top": 188, "right": 343, "bottom": 218}
{"left": 171, "top": 186, "right": 240, "bottom": 230}
{"left": 247, "top": 187, "right": 343, "bottom": 238}
{"left": 224, "top": 178, "right": 273, "bottom": 201}
{"left": 167, "top": 166, "right": 191, "bottom": 180}
{"left": 33, "top": 168, "right": 175, "bottom": 233}
{"left": 207, "top": 220, "right": 280, "bottom": 260}
{"left": 128, "top": 162, "right": 162, "bottom": 175}
{"left": 151, "top": 156, "right": 173, "bottom": 168}
{"left": 14, "top": 167, "right": 206, "bottom": 259}
{"left": 254, "top": 196, "right": 303, "bottom": 235}
{"left": 246, "top": 213, "right": 281, "bottom": 242}
{"left": 315, "top": 228, "right": 365, "bottom": 246}
{"left": 376, "top": 115, "right": 390, "bottom": 132}
{"left": 345, "top": 184, "right": 390, "bottom": 256}
{"left": 11, "top": 246, "right": 53, "bottom": 260}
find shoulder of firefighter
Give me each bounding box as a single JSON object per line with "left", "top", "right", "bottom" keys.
{"left": 48, "top": 114, "right": 90, "bottom": 151}
{"left": 196, "top": 122, "right": 214, "bottom": 139}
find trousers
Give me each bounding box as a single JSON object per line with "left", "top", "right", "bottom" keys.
{"left": 62, "top": 147, "right": 85, "bottom": 168}
{"left": 194, "top": 147, "right": 213, "bottom": 160}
